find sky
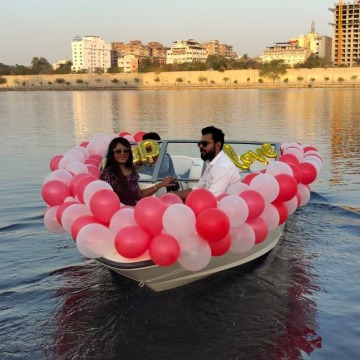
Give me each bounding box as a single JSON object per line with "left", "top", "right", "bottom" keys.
{"left": 0, "top": 0, "right": 337, "bottom": 66}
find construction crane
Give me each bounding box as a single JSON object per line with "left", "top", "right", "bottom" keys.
{"left": 337, "top": 0, "right": 343, "bottom": 65}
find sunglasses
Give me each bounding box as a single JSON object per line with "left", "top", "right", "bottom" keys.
{"left": 113, "top": 148, "right": 131, "bottom": 154}
{"left": 197, "top": 141, "right": 214, "bottom": 148}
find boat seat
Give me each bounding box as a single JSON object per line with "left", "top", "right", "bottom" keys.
{"left": 171, "top": 156, "right": 194, "bottom": 178}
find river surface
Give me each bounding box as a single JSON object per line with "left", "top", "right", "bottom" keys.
{"left": 0, "top": 89, "right": 359, "bottom": 360}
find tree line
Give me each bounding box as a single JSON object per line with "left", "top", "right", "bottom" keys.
{"left": 0, "top": 54, "right": 338, "bottom": 77}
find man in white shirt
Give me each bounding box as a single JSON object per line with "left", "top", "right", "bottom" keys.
{"left": 170, "top": 126, "right": 241, "bottom": 200}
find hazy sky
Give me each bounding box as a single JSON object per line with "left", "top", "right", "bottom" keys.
{"left": 1, "top": 0, "right": 336, "bottom": 66}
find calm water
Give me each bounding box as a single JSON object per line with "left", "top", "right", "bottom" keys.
{"left": 0, "top": 89, "right": 359, "bottom": 360}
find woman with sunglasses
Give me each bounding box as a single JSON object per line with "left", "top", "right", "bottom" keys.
{"left": 100, "top": 137, "right": 176, "bottom": 206}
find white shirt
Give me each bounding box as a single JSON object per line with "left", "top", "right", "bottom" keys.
{"left": 192, "top": 150, "right": 241, "bottom": 197}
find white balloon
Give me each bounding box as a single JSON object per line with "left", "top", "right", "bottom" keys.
{"left": 44, "top": 206, "right": 65, "bottom": 234}
{"left": 226, "top": 182, "right": 249, "bottom": 195}
{"left": 43, "top": 169, "right": 73, "bottom": 186}
{"left": 218, "top": 195, "right": 249, "bottom": 228}
{"left": 61, "top": 203, "right": 92, "bottom": 233}
{"left": 64, "top": 149, "right": 85, "bottom": 163}
{"left": 284, "top": 196, "right": 298, "bottom": 216}
{"left": 58, "top": 155, "right": 78, "bottom": 170}
{"left": 109, "top": 208, "right": 137, "bottom": 236}
{"left": 87, "top": 140, "right": 107, "bottom": 157}
{"left": 260, "top": 203, "right": 280, "bottom": 231}
{"left": 83, "top": 180, "right": 113, "bottom": 207}
{"left": 163, "top": 204, "right": 196, "bottom": 239}
{"left": 66, "top": 161, "right": 89, "bottom": 175}
{"left": 76, "top": 223, "right": 114, "bottom": 258}
{"left": 266, "top": 161, "right": 293, "bottom": 176}
{"left": 229, "top": 223, "right": 256, "bottom": 254}
{"left": 283, "top": 147, "right": 304, "bottom": 161}
{"left": 249, "top": 173, "right": 280, "bottom": 203}
{"left": 73, "top": 145, "right": 90, "bottom": 161}
{"left": 178, "top": 234, "right": 211, "bottom": 271}
{"left": 298, "top": 184, "right": 311, "bottom": 207}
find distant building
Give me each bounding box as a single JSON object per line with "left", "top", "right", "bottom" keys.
{"left": 117, "top": 54, "right": 139, "bottom": 73}
{"left": 329, "top": 1, "right": 360, "bottom": 66}
{"left": 166, "top": 39, "right": 207, "bottom": 64}
{"left": 52, "top": 59, "right": 69, "bottom": 70}
{"left": 203, "top": 40, "right": 237, "bottom": 58}
{"left": 262, "top": 42, "right": 311, "bottom": 67}
{"left": 111, "top": 41, "right": 167, "bottom": 68}
{"left": 71, "top": 35, "right": 111, "bottom": 72}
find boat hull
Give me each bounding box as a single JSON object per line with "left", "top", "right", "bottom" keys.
{"left": 97, "top": 225, "right": 284, "bottom": 292}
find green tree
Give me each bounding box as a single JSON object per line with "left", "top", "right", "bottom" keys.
{"left": 259, "top": 60, "right": 288, "bottom": 83}
{"left": 31, "top": 57, "right": 53, "bottom": 74}
{"left": 296, "top": 76, "right": 304, "bottom": 85}
{"left": 0, "top": 77, "right": 6, "bottom": 84}
{"left": 175, "top": 77, "right": 183, "bottom": 84}
{"left": 53, "top": 61, "right": 72, "bottom": 74}
{"left": 223, "top": 77, "right": 230, "bottom": 83}
{"left": 337, "top": 77, "right": 345, "bottom": 83}
{"left": 107, "top": 67, "right": 121, "bottom": 74}
{"left": 198, "top": 76, "right": 207, "bottom": 84}
{"left": 351, "top": 75, "right": 358, "bottom": 80}
{"left": 283, "top": 78, "right": 289, "bottom": 84}
{"left": 0, "top": 63, "right": 12, "bottom": 75}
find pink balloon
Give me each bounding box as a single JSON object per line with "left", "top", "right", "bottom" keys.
{"left": 56, "top": 200, "right": 78, "bottom": 224}
{"left": 42, "top": 180, "right": 71, "bottom": 206}
{"left": 149, "top": 234, "right": 180, "bottom": 266}
{"left": 119, "top": 131, "right": 131, "bottom": 137}
{"left": 83, "top": 180, "right": 113, "bottom": 207}
{"left": 242, "top": 172, "right": 259, "bottom": 185}
{"left": 61, "top": 203, "right": 92, "bottom": 233}
{"left": 185, "top": 188, "right": 217, "bottom": 217}
{"left": 274, "top": 174, "right": 298, "bottom": 202}
{"left": 50, "top": 155, "right": 63, "bottom": 171}
{"left": 178, "top": 234, "right": 211, "bottom": 271}
{"left": 76, "top": 223, "right": 114, "bottom": 258}
{"left": 71, "top": 215, "right": 102, "bottom": 240}
{"left": 229, "top": 223, "right": 256, "bottom": 254}
{"left": 160, "top": 193, "right": 183, "bottom": 207}
{"left": 218, "top": 195, "right": 249, "bottom": 228}
{"left": 44, "top": 206, "right": 65, "bottom": 234}
{"left": 134, "top": 131, "right": 146, "bottom": 142}
{"left": 114, "top": 226, "right": 150, "bottom": 258}
{"left": 249, "top": 173, "right": 280, "bottom": 203}
{"left": 278, "top": 153, "right": 301, "bottom": 166}
{"left": 70, "top": 173, "right": 92, "bottom": 197}
{"left": 134, "top": 197, "right": 167, "bottom": 236}
{"left": 288, "top": 163, "right": 302, "bottom": 184}
{"left": 162, "top": 204, "right": 196, "bottom": 239}
{"left": 299, "top": 162, "right": 317, "bottom": 185}
{"left": 247, "top": 217, "right": 268, "bottom": 244}
{"left": 195, "top": 208, "right": 230, "bottom": 242}
{"left": 260, "top": 203, "right": 280, "bottom": 231}
{"left": 90, "top": 189, "right": 121, "bottom": 224}
{"left": 239, "top": 190, "right": 266, "bottom": 220}
{"left": 85, "top": 158, "right": 100, "bottom": 167}
{"left": 80, "top": 141, "right": 89, "bottom": 147}
{"left": 86, "top": 164, "right": 100, "bottom": 178}
{"left": 303, "top": 146, "right": 317, "bottom": 152}
{"left": 272, "top": 202, "right": 288, "bottom": 225}
{"left": 109, "top": 208, "right": 137, "bottom": 236}
{"left": 75, "top": 175, "right": 98, "bottom": 203}
{"left": 89, "top": 154, "right": 103, "bottom": 163}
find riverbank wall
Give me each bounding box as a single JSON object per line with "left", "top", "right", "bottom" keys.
{"left": 1, "top": 68, "right": 360, "bottom": 91}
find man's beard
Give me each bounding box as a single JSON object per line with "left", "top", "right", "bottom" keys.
{"left": 200, "top": 148, "right": 216, "bottom": 161}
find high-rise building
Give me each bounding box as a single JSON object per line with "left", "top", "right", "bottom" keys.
{"left": 329, "top": 1, "right": 360, "bottom": 66}
{"left": 71, "top": 35, "right": 111, "bottom": 72}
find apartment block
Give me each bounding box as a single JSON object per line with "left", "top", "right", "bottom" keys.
{"left": 71, "top": 36, "right": 111, "bottom": 72}
{"left": 203, "top": 40, "right": 237, "bottom": 58}
{"left": 330, "top": 1, "right": 360, "bottom": 66}
{"left": 262, "top": 43, "right": 311, "bottom": 67}
{"left": 166, "top": 39, "right": 207, "bottom": 64}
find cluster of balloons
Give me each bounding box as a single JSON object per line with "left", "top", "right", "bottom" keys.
{"left": 42, "top": 135, "right": 323, "bottom": 273}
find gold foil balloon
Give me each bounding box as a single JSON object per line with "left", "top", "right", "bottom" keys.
{"left": 223, "top": 144, "right": 250, "bottom": 170}
{"left": 131, "top": 146, "right": 142, "bottom": 166}
{"left": 138, "top": 140, "right": 160, "bottom": 164}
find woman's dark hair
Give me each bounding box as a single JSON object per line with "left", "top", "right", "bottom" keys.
{"left": 104, "top": 137, "right": 134, "bottom": 189}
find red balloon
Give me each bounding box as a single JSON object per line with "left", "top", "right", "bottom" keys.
{"left": 71, "top": 215, "right": 101, "bottom": 240}
{"left": 42, "top": 180, "right": 71, "bottom": 206}
{"left": 160, "top": 193, "right": 183, "bottom": 207}
{"left": 239, "top": 190, "right": 265, "bottom": 220}
{"left": 89, "top": 154, "right": 103, "bottom": 163}
{"left": 86, "top": 164, "right": 100, "bottom": 178}
{"left": 90, "top": 189, "right": 121, "bottom": 224}
{"left": 75, "top": 175, "right": 97, "bottom": 203}
{"left": 134, "top": 131, "right": 146, "bottom": 142}
{"left": 196, "top": 208, "right": 230, "bottom": 242}
{"left": 272, "top": 201, "right": 288, "bottom": 225}
{"left": 85, "top": 158, "right": 100, "bottom": 167}
{"left": 49, "top": 155, "right": 63, "bottom": 171}
{"left": 303, "top": 146, "right": 317, "bottom": 152}
{"left": 274, "top": 174, "right": 298, "bottom": 202}
{"left": 149, "top": 234, "right": 180, "bottom": 266}
{"left": 80, "top": 141, "right": 89, "bottom": 147}
{"left": 278, "top": 153, "right": 301, "bottom": 166}
{"left": 209, "top": 233, "right": 231, "bottom": 256}
{"left": 56, "top": 201, "right": 78, "bottom": 224}
{"left": 299, "top": 162, "right": 317, "bottom": 185}
{"left": 185, "top": 189, "right": 217, "bottom": 217}
{"left": 243, "top": 172, "right": 259, "bottom": 185}
{"left": 288, "top": 163, "right": 302, "bottom": 184}
{"left": 69, "top": 173, "right": 91, "bottom": 197}
{"left": 247, "top": 217, "right": 268, "bottom": 244}
{"left": 134, "top": 197, "right": 167, "bottom": 235}
{"left": 119, "top": 131, "right": 131, "bottom": 137}
{"left": 115, "top": 226, "right": 150, "bottom": 258}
